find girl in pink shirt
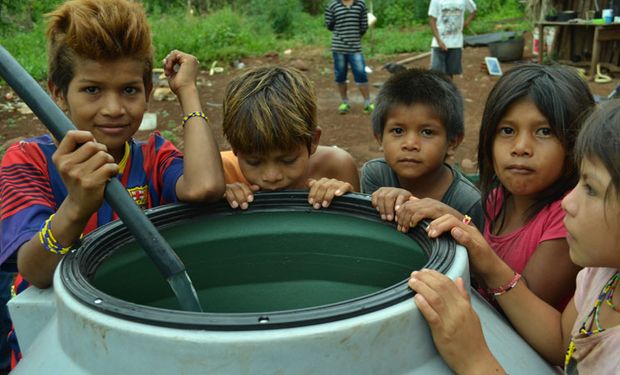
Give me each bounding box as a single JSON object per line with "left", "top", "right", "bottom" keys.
{"left": 409, "top": 99, "right": 620, "bottom": 374}
{"left": 476, "top": 64, "right": 594, "bottom": 310}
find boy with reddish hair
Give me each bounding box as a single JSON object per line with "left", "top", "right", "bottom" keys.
{"left": 0, "top": 0, "right": 224, "bottom": 366}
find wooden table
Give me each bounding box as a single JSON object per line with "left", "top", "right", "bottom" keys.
{"left": 536, "top": 21, "right": 620, "bottom": 80}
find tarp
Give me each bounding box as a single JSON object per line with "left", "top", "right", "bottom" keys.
{"left": 464, "top": 31, "right": 520, "bottom": 47}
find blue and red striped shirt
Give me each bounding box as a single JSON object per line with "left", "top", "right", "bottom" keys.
{"left": 0, "top": 132, "right": 184, "bottom": 366}
{"left": 0, "top": 132, "right": 183, "bottom": 266}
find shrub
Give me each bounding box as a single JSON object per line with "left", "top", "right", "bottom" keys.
{"left": 247, "top": 0, "right": 304, "bottom": 37}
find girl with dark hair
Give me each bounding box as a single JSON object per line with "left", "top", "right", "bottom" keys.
{"left": 476, "top": 64, "right": 595, "bottom": 310}
{"left": 409, "top": 99, "right": 620, "bottom": 374}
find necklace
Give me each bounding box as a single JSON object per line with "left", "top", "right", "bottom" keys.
{"left": 604, "top": 273, "right": 620, "bottom": 311}
{"left": 564, "top": 271, "right": 620, "bottom": 369}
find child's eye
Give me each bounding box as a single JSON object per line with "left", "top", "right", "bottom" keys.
{"left": 421, "top": 129, "right": 434, "bottom": 137}
{"left": 244, "top": 159, "right": 261, "bottom": 166}
{"left": 583, "top": 182, "right": 596, "bottom": 196}
{"left": 281, "top": 156, "right": 299, "bottom": 165}
{"left": 124, "top": 86, "right": 140, "bottom": 95}
{"left": 535, "top": 127, "right": 553, "bottom": 137}
{"left": 84, "top": 86, "right": 99, "bottom": 94}
{"left": 497, "top": 127, "right": 514, "bottom": 136}
{"left": 389, "top": 127, "right": 404, "bottom": 136}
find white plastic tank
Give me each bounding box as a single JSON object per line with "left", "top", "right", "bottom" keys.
{"left": 9, "top": 192, "right": 555, "bottom": 374}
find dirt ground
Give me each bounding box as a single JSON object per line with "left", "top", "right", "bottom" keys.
{"left": 1, "top": 37, "right": 618, "bottom": 174}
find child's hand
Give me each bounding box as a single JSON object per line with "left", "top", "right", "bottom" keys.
{"left": 307, "top": 178, "right": 352, "bottom": 209}
{"left": 408, "top": 269, "right": 502, "bottom": 374}
{"left": 162, "top": 50, "right": 200, "bottom": 97}
{"left": 426, "top": 214, "right": 496, "bottom": 276}
{"left": 395, "top": 197, "right": 461, "bottom": 233}
{"left": 52, "top": 130, "right": 118, "bottom": 220}
{"left": 224, "top": 182, "right": 260, "bottom": 210}
{"left": 371, "top": 187, "right": 413, "bottom": 221}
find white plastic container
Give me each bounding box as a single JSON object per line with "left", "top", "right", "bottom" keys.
{"left": 603, "top": 9, "right": 614, "bottom": 24}
{"left": 8, "top": 194, "right": 556, "bottom": 374}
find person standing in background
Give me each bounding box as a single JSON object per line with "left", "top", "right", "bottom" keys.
{"left": 325, "top": 0, "right": 374, "bottom": 114}
{"left": 428, "top": 0, "right": 477, "bottom": 79}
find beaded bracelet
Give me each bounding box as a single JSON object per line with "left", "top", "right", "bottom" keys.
{"left": 486, "top": 272, "right": 522, "bottom": 298}
{"left": 181, "top": 111, "right": 208, "bottom": 127}
{"left": 39, "top": 214, "right": 79, "bottom": 255}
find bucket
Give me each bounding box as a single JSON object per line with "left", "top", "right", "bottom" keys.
{"left": 9, "top": 192, "right": 554, "bottom": 374}
{"left": 488, "top": 37, "right": 525, "bottom": 62}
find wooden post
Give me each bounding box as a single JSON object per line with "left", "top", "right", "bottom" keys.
{"left": 590, "top": 26, "right": 601, "bottom": 80}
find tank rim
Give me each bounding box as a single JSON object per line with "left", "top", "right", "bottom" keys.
{"left": 60, "top": 191, "right": 455, "bottom": 330}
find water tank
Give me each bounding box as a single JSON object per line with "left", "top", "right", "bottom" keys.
{"left": 8, "top": 192, "right": 554, "bottom": 374}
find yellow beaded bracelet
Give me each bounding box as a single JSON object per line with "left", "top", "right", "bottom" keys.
{"left": 39, "top": 214, "right": 80, "bottom": 255}
{"left": 181, "top": 111, "right": 208, "bottom": 127}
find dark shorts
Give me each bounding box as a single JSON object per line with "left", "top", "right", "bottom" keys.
{"left": 431, "top": 48, "right": 463, "bottom": 75}
{"left": 332, "top": 52, "right": 368, "bottom": 84}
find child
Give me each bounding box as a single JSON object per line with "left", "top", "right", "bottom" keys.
{"left": 360, "top": 68, "right": 483, "bottom": 231}
{"left": 464, "top": 63, "right": 594, "bottom": 310}
{"left": 221, "top": 65, "right": 359, "bottom": 210}
{"left": 324, "top": 0, "right": 374, "bottom": 114}
{"left": 428, "top": 0, "right": 477, "bottom": 79}
{"left": 0, "top": 0, "right": 224, "bottom": 365}
{"left": 410, "top": 99, "right": 620, "bottom": 374}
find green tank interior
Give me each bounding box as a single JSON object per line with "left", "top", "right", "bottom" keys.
{"left": 92, "top": 211, "right": 427, "bottom": 312}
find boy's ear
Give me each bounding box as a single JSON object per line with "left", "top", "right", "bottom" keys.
{"left": 446, "top": 134, "right": 464, "bottom": 158}
{"left": 310, "top": 127, "right": 322, "bottom": 155}
{"left": 48, "top": 80, "right": 67, "bottom": 111}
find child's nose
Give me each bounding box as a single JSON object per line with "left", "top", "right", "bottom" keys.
{"left": 510, "top": 133, "right": 532, "bottom": 156}
{"left": 561, "top": 187, "right": 577, "bottom": 215}
{"left": 401, "top": 134, "right": 420, "bottom": 151}
{"left": 262, "top": 167, "right": 283, "bottom": 183}
{"left": 100, "top": 93, "right": 125, "bottom": 116}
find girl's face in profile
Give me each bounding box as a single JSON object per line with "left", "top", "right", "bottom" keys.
{"left": 492, "top": 98, "right": 566, "bottom": 200}
{"left": 562, "top": 157, "right": 620, "bottom": 268}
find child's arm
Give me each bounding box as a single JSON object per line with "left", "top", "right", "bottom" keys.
{"left": 371, "top": 187, "right": 413, "bottom": 222}
{"left": 429, "top": 17, "right": 447, "bottom": 51}
{"left": 17, "top": 131, "right": 118, "bottom": 288}
{"left": 520, "top": 239, "right": 580, "bottom": 309}
{"left": 163, "top": 50, "right": 225, "bottom": 202}
{"left": 306, "top": 145, "right": 359, "bottom": 208}
{"left": 464, "top": 9, "right": 476, "bottom": 30}
{"left": 426, "top": 214, "right": 571, "bottom": 365}
{"left": 408, "top": 270, "right": 506, "bottom": 375}
{"left": 358, "top": 2, "right": 369, "bottom": 37}
{"left": 324, "top": 2, "right": 335, "bottom": 31}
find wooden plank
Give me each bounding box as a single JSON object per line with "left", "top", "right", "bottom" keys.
{"left": 394, "top": 52, "right": 432, "bottom": 65}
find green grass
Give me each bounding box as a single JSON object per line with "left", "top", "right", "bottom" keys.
{"left": 0, "top": 5, "right": 528, "bottom": 81}
{"left": 0, "top": 23, "right": 47, "bottom": 80}
{"left": 366, "top": 26, "right": 434, "bottom": 56}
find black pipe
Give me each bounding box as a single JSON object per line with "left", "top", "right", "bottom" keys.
{"left": 0, "top": 45, "right": 201, "bottom": 312}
